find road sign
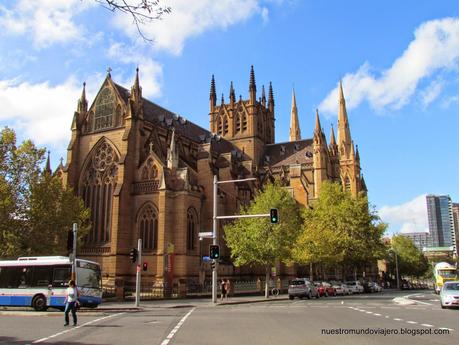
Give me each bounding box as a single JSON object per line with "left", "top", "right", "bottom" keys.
{"left": 198, "top": 232, "right": 213, "bottom": 238}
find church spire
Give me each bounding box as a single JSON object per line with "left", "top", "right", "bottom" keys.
{"left": 355, "top": 144, "right": 360, "bottom": 162}
{"left": 167, "top": 127, "right": 178, "bottom": 169}
{"left": 77, "top": 82, "right": 87, "bottom": 114}
{"left": 229, "top": 81, "right": 235, "bottom": 104}
{"left": 268, "top": 82, "right": 274, "bottom": 112}
{"left": 261, "top": 85, "right": 266, "bottom": 106}
{"left": 289, "top": 88, "right": 301, "bottom": 141}
{"left": 131, "top": 67, "right": 142, "bottom": 101}
{"left": 329, "top": 124, "right": 336, "bottom": 146}
{"left": 249, "top": 65, "right": 256, "bottom": 104}
{"left": 337, "top": 80, "right": 352, "bottom": 149}
{"left": 210, "top": 74, "right": 216, "bottom": 108}
{"left": 314, "top": 108, "right": 321, "bottom": 134}
{"left": 44, "top": 151, "right": 52, "bottom": 175}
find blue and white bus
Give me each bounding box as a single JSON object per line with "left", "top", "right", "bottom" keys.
{"left": 0, "top": 256, "right": 102, "bottom": 311}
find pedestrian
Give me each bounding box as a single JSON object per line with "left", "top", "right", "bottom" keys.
{"left": 220, "top": 279, "right": 227, "bottom": 301}
{"left": 225, "top": 279, "right": 231, "bottom": 299}
{"left": 64, "top": 280, "right": 79, "bottom": 326}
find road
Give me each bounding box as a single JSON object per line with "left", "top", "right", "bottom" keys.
{"left": 1, "top": 290, "right": 458, "bottom": 345}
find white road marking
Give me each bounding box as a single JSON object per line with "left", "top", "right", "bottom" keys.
{"left": 32, "top": 312, "right": 125, "bottom": 343}
{"left": 385, "top": 316, "right": 389, "bottom": 318}
{"left": 406, "top": 321, "right": 418, "bottom": 324}
{"left": 160, "top": 307, "right": 196, "bottom": 345}
{"left": 393, "top": 318, "right": 403, "bottom": 321}
{"left": 403, "top": 293, "right": 432, "bottom": 305}
{"left": 421, "top": 324, "right": 434, "bottom": 327}
{"left": 373, "top": 313, "right": 381, "bottom": 316}
{"left": 365, "top": 311, "right": 373, "bottom": 314}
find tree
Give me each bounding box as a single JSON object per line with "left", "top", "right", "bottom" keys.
{"left": 293, "top": 181, "right": 386, "bottom": 279}
{"left": 0, "top": 127, "right": 90, "bottom": 258}
{"left": 224, "top": 183, "right": 302, "bottom": 298}
{"left": 389, "top": 235, "right": 429, "bottom": 278}
{"left": 96, "top": 0, "right": 171, "bottom": 41}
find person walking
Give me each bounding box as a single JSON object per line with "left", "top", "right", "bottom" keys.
{"left": 225, "top": 279, "right": 231, "bottom": 300}
{"left": 64, "top": 280, "right": 79, "bottom": 326}
{"left": 220, "top": 279, "right": 227, "bottom": 301}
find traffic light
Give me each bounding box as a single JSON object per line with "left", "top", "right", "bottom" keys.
{"left": 270, "top": 208, "right": 279, "bottom": 224}
{"left": 143, "top": 262, "right": 148, "bottom": 271}
{"left": 209, "top": 244, "right": 220, "bottom": 260}
{"left": 66, "top": 230, "right": 73, "bottom": 251}
{"left": 211, "top": 261, "right": 216, "bottom": 270}
{"left": 129, "top": 248, "right": 138, "bottom": 263}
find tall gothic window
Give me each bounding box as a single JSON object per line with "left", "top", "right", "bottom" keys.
{"left": 138, "top": 204, "right": 158, "bottom": 251}
{"left": 94, "top": 87, "right": 115, "bottom": 130}
{"left": 235, "top": 115, "right": 241, "bottom": 133}
{"left": 242, "top": 113, "right": 247, "bottom": 132}
{"left": 81, "top": 141, "right": 118, "bottom": 244}
{"left": 344, "top": 176, "right": 351, "bottom": 192}
{"left": 223, "top": 116, "right": 229, "bottom": 135}
{"left": 187, "top": 208, "right": 198, "bottom": 251}
{"left": 217, "top": 116, "right": 222, "bottom": 135}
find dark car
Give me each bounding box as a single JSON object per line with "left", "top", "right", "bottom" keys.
{"left": 288, "top": 278, "right": 320, "bottom": 300}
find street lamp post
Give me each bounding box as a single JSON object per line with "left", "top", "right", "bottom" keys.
{"left": 389, "top": 249, "right": 400, "bottom": 289}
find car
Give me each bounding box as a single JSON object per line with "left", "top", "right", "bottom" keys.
{"left": 332, "top": 283, "right": 352, "bottom": 296}
{"left": 369, "top": 282, "right": 383, "bottom": 292}
{"left": 288, "top": 278, "right": 320, "bottom": 300}
{"left": 321, "top": 282, "right": 336, "bottom": 296}
{"left": 440, "top": 281, "right": 459, "bottom": 309}
{"left": 313, "top": 282, "right": 335, "bottom": 297}
{"left": 346, "top": 281, "right": 364, "bottom": 294}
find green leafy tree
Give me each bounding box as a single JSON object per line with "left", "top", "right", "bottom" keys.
{"left": 389, "top": 235, "right": 429, "bottom": 278}
{"left": 294, "top": 181, "right": 386, "bottom": 279}
{"left": 224, "top": 183, "right": 302, "bottom": 298}
{"left": 0, "top": 127, "right": 90, "bottom": 258}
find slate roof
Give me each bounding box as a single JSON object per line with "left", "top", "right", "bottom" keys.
{"left": 263, "top": 139, "right": 314, "bottom": 167}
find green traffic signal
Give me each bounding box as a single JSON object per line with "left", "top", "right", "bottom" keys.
{"left": 270, "top": 208, "right": 279, "bottom": 224}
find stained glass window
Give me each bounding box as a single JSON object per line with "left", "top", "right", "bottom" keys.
{"left": 94, "top": 87, "right": 115, "bottom": 130}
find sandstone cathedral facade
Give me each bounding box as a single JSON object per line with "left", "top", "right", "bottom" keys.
{"left": 59, "top": 66, "right": 366, "bottom": 290}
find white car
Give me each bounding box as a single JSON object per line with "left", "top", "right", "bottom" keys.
{"left": 440, "top": 281, "right": 459, "bottom": 309}
{"left": 346, "top": 281, "right": 364, "bottom": 294}
{"left": 333, "top": 283, "right": 352, "bottom": 296}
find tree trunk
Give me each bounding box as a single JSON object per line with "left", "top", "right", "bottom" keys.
{"left": 309, "top": 262, "right": 314, "bottom": 281}
{"left": 265, "top": 267, "right": 270, "bottom": 299}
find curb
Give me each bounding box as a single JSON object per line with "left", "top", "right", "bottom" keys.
{"left": 216, "top": 297, "right": 289, "bottom": 306}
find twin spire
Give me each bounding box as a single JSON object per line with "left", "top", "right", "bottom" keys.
{"left": 289, "top": 89, "right": 301, "bottom": 141}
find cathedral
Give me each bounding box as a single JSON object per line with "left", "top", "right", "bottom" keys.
{"left": 59, "top": 66, "right": 366, "bottom": 292}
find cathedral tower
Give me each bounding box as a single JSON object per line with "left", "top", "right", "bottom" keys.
{"left": 209, "top": 66, "right": 275, "bottom": 165}
{"left": 289, "top": 88, "right": 301, "bottom": 141}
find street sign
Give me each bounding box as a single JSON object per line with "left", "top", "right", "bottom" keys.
{"left": 202, "top": 256, "right": 211, "bottom": 262}
{"left": 198, "top": 232, "right": 213, "bottom": 238}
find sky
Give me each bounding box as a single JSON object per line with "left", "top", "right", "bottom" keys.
{"left": 0, "top": 0, "right": 458, "bottom": 236}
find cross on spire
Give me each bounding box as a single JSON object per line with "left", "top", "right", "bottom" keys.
{"left": 149, "top": 142, "right": 154, "bottom": 154}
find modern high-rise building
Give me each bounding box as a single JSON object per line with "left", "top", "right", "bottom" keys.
{"left": 426, "top": 195, "right": 457, "bottom": 256}
{"left": 401, "top": 232, "right": 430, "bottom": 251}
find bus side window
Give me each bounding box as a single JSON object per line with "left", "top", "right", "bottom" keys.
{"left": 18, "top": 267, "right": 33, "bottom": 288}
{"left": 53, "top": 267, "right": 71, "bottom": 287}
{"left": 31, "top": 266, "right": 52, "bottom": 287}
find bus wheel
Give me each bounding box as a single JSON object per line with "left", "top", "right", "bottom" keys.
{"left": 32, "top": 295, "right": 48, "bottom": 311}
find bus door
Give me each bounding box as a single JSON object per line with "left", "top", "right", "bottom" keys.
{"left": 48, "top": 266, "right": 71, "bottom": 307}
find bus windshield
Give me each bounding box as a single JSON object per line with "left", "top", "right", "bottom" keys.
{"left": 76, "top": 261, "right": 101, "bottom": 289}
{"left": 438, "top": 269, "right": 456, "bottom": 278}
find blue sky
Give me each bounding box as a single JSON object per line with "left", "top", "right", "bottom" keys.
{"left": 0, "top": 0, "right": 458, "bottom": 235}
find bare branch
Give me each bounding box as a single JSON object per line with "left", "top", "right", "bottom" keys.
{"left": 95, "top": 0, "right": 172, "bottom": 42}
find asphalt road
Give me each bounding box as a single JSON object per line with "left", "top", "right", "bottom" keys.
{"left": 1, "top": 290, "right": 458, "bottom": 345}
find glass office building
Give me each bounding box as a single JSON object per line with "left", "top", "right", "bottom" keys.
{"left": 426, "top": 195, "right": 457, "bottom": 256}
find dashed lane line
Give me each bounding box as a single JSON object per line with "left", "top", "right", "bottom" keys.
{"left": 32, "top": 312, "right": 125, "bottom": 344}
{"left": 421, "top": 324, "right": 434, "bottom": 327}
{"left": 160, "top": 307, "right": 196, "bottom": 345}
{"left": 406, "top": 321, "right": 418, "bottom": 324}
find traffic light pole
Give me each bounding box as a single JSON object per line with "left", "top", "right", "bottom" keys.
{"left": 212, "top": 175, "right": 218, "bottom": 304}
{"left": 135, "top": 238, "right": 142, "bottom": 307}
{"left": 71, "top": 223, "right": 77, "bottom": 281}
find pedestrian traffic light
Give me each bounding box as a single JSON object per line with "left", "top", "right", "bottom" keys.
{"left": 143, "top": 262, "right": 148, "bottom": 271}
{"left": 211, "top": 261, "right": 216, "bottom": 270}
{"left": 209, "top": 244, "right": 220, "bottom": 260}
{"left": 129, "top": 248, "right": 138, "bottom": 263}
{"left": 270, "top": 208, "right": 279, "bottom": 224}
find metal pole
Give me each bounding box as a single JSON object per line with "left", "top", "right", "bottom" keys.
{"left": 135, "top": 238, "right": 142, "bottom": 307}
{"left": 71, "top": 223, "right": 77, "bottom": 281}
{"left": 212, "top": 174, "right": 218, "bottom": 304}
{"left": 395, "top": 251, "right": 400, "bottom": 289}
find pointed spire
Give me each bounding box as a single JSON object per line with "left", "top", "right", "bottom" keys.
{"left": 337, "top": 80, "right": 352, "bottom": 149}
{"left": 131, "top": 67, "right": 142, "bottom": 101}
{"left": 268, "top": 82, "right": 274, "bottom": 108}
{"left": 221, "top": 93, "right": 225, "bottom": 104}
{"left": 77, "top": 82, "right": 88, "bottom": 114}
{"left": 210, "top": 74, "right": 216, "bottom": 101}
{"left": 229, "top": 81, "right": 235, "bottom": 103}
{"left": 350, "top": 140, "right": 355, "bottom": 158}
{"left": 249, "top": 65, "right": 256, "bottom": 103}
{"left": 261, "top": 85, "right": 266, "bottom": 105}
{"left": 167, "top": 127, "right": 178, "bottom": 169}
{"left": 330, "top": 124, "right": 336, "bottom": 146}
{"left": 45, "top": 151, "right": 52, "bottom": 175}
{"left": 59, "top": 157, "right": 64, "bottom": 168}
{"left": 355, "top": 144, "right": 360, "bottom": 162}
{"left": 314, "top": 109, "right": 322, "bottom": 134}
{"left": 289, "top": 88, "right": 301, "bottom": 141}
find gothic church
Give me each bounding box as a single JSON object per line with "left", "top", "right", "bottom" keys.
{"left": 59, "top": 66, "right": 365, "bottom": 290}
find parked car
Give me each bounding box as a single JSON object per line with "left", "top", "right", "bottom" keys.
{"left": 401, "top": 280, "right": 412, "bottom": 290}
{"left": 314, "top": 282, "right": 328, "bottom": 297}
{"left": 288, "top": 278, "right": 320, "bottom": 300}
{"left": 362, "top": 281, "right": 374, "bottom": 293}
{"left": 440, "top": 281, "right": 459, "bottom": 309}
{"left": 321, "top": 282, "right": 336, "bottom": 296}
{"left": 370, "top": 282, "right": 383, "bottom": 292}
{"left": 346, "top": 281, "right": 364, "bottom": 294}
{"left": 332, "top": 283, "right": 351, "bottom": 296}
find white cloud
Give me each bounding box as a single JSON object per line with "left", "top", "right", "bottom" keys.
{"left": 107, "top": 43, "right": 163, "bottom": 98}
{"left": 420, "top": 78, "right": 444, "bottom": 107}
{"left": 112, "top": 0, "right": 271, "bottom": 55}
{"left": 0, "top": 0, "right": 95, "bottom": 48}
{"left": 378, "top": 195, "right": 429, "bottom": 234}
{"left": 320, "top": 17, "right": 459, "bottom": 114}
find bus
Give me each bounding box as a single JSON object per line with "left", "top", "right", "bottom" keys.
{"left": 434, "top": 262, "right": 457, "bottom": 294}
{"left": 0, "top": 256, "right": 102, "bottom": 311}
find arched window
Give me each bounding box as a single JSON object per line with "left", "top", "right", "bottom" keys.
{"left": 187, "top": 208, "right": 198, "bottom": 251}
{"left": 344, "top": 176, "right": 351, "bottom": 192}
{"left": 94, "top": 87, "right": 115, "bottom": 130}
{"left": 81, "top": 141, "right": 119, "bottom": 244}
{"left": 138, "top": 204, "right": 158, "bottom": 251}
{"left": 223, "top": 116, "right": 229, "bottom": 135}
